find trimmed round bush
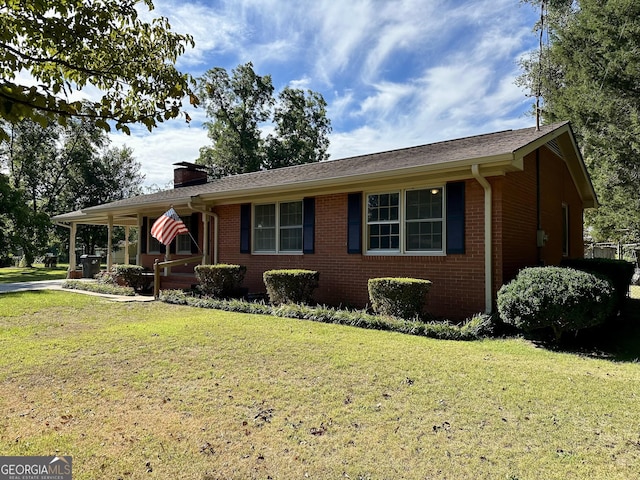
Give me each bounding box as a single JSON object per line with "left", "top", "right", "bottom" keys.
{"left": 263, "top": 269, "right": 319, "bottom": 305}
{"left": 195, "top": 264, "right": 246, "bottom": 298}
{"left": 497, "top": 266, "right": 616, "bottom": 339}
{"left": 368, "top": 277, "right": 431, "bottom": 320}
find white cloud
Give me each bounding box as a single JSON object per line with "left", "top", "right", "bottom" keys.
{"left": 109, "top": 122, "right": 209, "bottom": 187}
{"left": 106, "top": 0, "right": 541, "bottom": 187}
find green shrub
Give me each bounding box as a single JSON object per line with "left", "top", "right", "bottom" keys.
{"left": 194, "top": 264, "right": 247, "bottom": 298}
{"left": 367, "top": 277, "right": 431, "bottom": 320}
{"left": 561, "top": 258, "right": 634, "bottom": 308}
{"left": 159, "top": 291, "right": 491, "bottom": 341}
{"left": 497, "top": 266, "right": 616, "bottom": 339}
{"left": 109, "top": 264, "right": 146, "bottom": 291}
{"left": 263, "top": 269, "right": 319, "bottom": 305}
{"left": 63, "top": 280, "right": 135, "bottom": 296}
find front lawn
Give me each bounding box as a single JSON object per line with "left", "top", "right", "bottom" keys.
{"left": 0, "top": 265, "right": 69, "bottom": 283}
{"left": 1, "top": 291, "right": 639, "bottom": 479}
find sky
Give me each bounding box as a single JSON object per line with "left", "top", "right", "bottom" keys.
{"left": 108, "top": 0, "right": 541, "bottom": 188}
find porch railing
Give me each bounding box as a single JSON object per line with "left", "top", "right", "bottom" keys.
{"left": 153, "top": 255, "right": 203, "bottom": 299}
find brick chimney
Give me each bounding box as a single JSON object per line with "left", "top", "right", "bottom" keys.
{"left": 173, "top": 162, "right": 208, "bottom": 188}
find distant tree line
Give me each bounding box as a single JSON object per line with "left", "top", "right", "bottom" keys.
{"left": 518, "top": 0, "right": 640, "bottom": 244}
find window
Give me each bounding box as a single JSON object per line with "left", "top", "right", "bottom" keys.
{"left": 405, "top": 188, "right": 443, "bottom": 251}
{"left": 367, "top": 193, "right": 400, "bottom": 250}
{"left": 279, "top": 201, "right": 303, "bottom": 251}
{"left": 562, "top": 203, "right": 569, "bottom": 257}
{"left": 366, "top": 187, "right": 444, "bottom": 254}
{"left": 176, "top": 216, "right": 192, "bottom": 254}
{"left": 254, "top": 201, "right": 303, "bottom": 253}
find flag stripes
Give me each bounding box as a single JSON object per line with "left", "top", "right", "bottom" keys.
{"left": 150, "top": 208, "right": 189, "bottom": 246}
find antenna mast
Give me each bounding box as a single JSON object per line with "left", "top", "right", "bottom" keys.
{"left": 535, "top": 0, "right": 546, "bottom": 131}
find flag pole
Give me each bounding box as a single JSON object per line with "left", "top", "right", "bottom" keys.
{"left": 189, "top": 232, "right": 202, "bottom": 254}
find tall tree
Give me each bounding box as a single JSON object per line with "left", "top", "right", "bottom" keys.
{"left": 197, "top": 62, "right": 331, "bottom": 176}
{"left": 197, "top": 63, "right": 274, "bottom": 176}
{"left": 518, "top": 0, "right": 640, "bottom": 242}
{"left": 264, "top": 87, "right": 331, "bottom": 170}
{"left": 0, "top": 119, "right": 144, "bottom": 261}
{"left": 0, "top": 173, "right": 47, "bottom": 266}
{"left": 0, "top": 0, "right": 197, "bottom": 142}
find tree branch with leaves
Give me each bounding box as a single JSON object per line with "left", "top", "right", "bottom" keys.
{"left": 0, "top": 0, "right": 198, "bottom": 142}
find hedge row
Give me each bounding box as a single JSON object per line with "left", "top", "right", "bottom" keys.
{"left": 159, "top": 289, "right": 493, "bottom": 341}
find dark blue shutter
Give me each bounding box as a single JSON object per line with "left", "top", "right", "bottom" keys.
{"left": 240, "top": 203, "right": 251, "bottom": 254}
{"left": 347, "top": 192, "right": 362, "bottom": 254}
{"left": 169, "top": 237, "right": 176, "bottom": 254}
{"left": 303, "top": 197, "right": 315, "bottom": 254}
{"left": 190, "top": 213, "right": 199, "bottom": 254}
{"left": 140, "top": 217, "right": 148, "bottom": 254}
{"left": 446, "top": 182, "right": 465, "bottom": 254}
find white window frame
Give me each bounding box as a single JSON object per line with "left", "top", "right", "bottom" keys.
{"left": 366, "top": 192, "right": 401, "bottom": 253}
{"left": 365, "top": 186, "right": 446, "bottom": 256}
{"left": 562, "top": 203, "right": 569, "bottom": 257}
{"left": 253, "top": 200, "right": 304, "bottom": 254}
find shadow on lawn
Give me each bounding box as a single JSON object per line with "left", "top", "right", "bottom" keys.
{"left": 532, "top": 297, "right": 640, "bottom": 363}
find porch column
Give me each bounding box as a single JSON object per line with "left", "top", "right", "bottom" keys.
{"left": 124, "top": 225, "right": 130, "bottom": 265}
{"left": 136, "top": 213, "right": 143, "bottom": 266}
{"left": 107, "top": 214, "right": 113, "bottom": 271}
{"left": 68, "top": 222, "right": 77, "bottom": 275}
{"left": 202, "top": 213, "right": 210, "bottom": 265}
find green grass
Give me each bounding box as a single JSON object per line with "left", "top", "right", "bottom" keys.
{"left": 0, "top": 265, "right": 69, "bottom": 283}
{"left": 1, "top": 291, "right": 640, "bottom": 479}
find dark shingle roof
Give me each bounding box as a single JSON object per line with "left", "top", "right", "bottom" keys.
{"left": 54, "top": 121, "right": 581, "bottom": 222}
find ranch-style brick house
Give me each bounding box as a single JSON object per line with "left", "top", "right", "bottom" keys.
{"left": 53, "top": 121, "right": 597, "bottom": 319}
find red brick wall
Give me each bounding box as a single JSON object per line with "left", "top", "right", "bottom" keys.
{"left": 140, "top": 146, "right": 586, "bottom": 320}
{"left": 538, "top": 147, "right": 584, "bottom": 264}
{"left": 215, "top": 183, "right": 487, "bottom": 320}
{"left": 497, "top": 153, "right": 539, "bottom": 286}
{"left": 497, "top": 147, "right": 585, "bottom": 286}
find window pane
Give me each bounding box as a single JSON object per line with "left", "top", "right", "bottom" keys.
{"left": 406, "top": 188, "right": 442, "bottom": 220}
{"left": 255, "top": 228, "right": 276, "bottom": 251}
{"left": 254, "top": 204, "right": 276, "bottom": 251}
{"left": 255, "top": 204, "right": 275, "bottom": 228}
{"left": 280, "top": 227, "right": 302, "bottom": 251}
{"left": 367, "top": 193, "right": 399, "bottom": 224}
{"left": 368, "top": 222, "right": 399, "bottom": 250}
{"left": 280, "top": 201, "right": 302, "bottom": 227}
{"left": 406, "top": 220, "right": 442, "bottom": 251}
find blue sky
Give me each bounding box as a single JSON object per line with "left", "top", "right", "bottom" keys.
{"left": 110, "top": 0, "right": 540, "bottom": 187}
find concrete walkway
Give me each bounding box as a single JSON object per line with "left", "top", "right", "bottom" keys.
{"left": 0, "top": 279, "right": 155, "bottom": 302}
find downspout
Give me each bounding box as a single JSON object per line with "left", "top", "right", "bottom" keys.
{"left": 471, "top": 164, "right": 493, "bottom": 314}
{"left": 187, "top": 202, "right": 219, "bottom": 264}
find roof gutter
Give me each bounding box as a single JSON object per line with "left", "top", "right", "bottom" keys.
{"left": 471, "top": 164, "right": 493, "bottom": 314}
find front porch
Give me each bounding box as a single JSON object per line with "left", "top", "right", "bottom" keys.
{"left": 54, "top": 202, "right": 218, "bottom": 295}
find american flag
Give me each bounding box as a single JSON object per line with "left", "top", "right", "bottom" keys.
{"left": 150, "top": 208, "right": 189, "bottom": 246}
